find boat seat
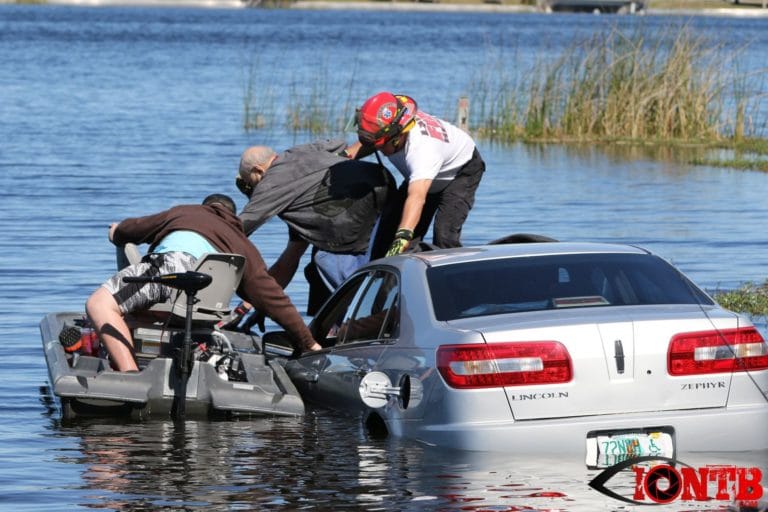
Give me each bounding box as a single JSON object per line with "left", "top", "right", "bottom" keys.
{"left": 116, "top": 242, "right": 143, "bottom": 269}
{"left": 118, "top": 243, "right": 246, "bottom": 325}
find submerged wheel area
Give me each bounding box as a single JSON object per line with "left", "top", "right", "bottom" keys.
{"left": 364, "top": 411, "right": 389, "bottom": 440}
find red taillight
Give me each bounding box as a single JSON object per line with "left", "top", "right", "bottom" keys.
{"left": 668, "top": 327, "right": 768, "bottom": 376}
{"left": 436, "top": 341, "right": 573, "bottom": 389}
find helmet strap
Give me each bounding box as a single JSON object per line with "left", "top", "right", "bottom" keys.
{"left": 373, "top": 149, "right": 385, "bottom": 167}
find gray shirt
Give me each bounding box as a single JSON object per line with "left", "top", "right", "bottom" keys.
{"left": 240, "top": 139, "right": 394, "bottom": 254}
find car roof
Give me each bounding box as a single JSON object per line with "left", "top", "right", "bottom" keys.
{"left": 407, "top": 242, "right": 651, "bottom": 268}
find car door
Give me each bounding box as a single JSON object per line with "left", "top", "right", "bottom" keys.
{"left": 286, "top": 269, "right": 399, "bottom": 412}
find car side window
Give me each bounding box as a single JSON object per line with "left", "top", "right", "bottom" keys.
{"left": 337, "top": 270, "right": 399, "bottom": 344}
{"left": 311, "top": 274, "right": 369, "bottom": 346}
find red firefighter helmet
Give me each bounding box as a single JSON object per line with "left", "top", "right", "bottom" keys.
{"left": 357, "top": 92, "right": 418, "bottom": 148}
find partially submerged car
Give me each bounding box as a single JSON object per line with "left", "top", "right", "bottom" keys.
{"left": 279, "top": 241, "right": 768, "bottom": 464}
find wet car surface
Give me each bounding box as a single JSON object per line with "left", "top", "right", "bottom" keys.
{"left": 281, "top": 242, "right": 768, "bottom": 465}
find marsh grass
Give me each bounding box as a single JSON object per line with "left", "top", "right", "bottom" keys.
{"left": 713, "top": 281, "right": 768, "bottom": 318}
{"left": 242, "top": 60, "right": 277, "bottom": 131}
{"left": 243, "top": 57, "right": 361, "bottom": 135}
{"left": 732, "top": 137, "right": 768, "bottom": 155}
{"left": 469, "top": 24, "right": 764, "bottom": 144}
{"left": 689, "top": 135, "right": 768, "bottom": 171}
{"left": 691, "top": 156, "right": 768, "bottom": 172}
{"left": 241, "top": 23, "right": 766, "bottom": 154}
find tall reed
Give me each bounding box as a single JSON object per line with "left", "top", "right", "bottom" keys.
{"left": 470, "top": 24, "right": 758, "bottom": 143}
{"left": 242, "top": 60, "right": 277, "bottom": 131}
{"left": 243, "top": 57, "right": 362, "bottom": 136}
{"left": 241, "top": 24, "right": 763, "bottom": 146}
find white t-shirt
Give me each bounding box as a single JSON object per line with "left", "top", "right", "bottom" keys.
{"left": 387, "top": 111, "right": 476, "bottom": 190}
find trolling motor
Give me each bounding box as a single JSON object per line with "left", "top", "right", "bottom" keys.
{"left": 124, "top": 271, "right": 212, "bottom": 421}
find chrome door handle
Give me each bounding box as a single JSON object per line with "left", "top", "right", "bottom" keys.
{"left": 614, "top": 339, "right": 625, "bottom": 374}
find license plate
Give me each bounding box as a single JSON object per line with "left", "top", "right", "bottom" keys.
{"left": 586, "top": 429, "right": 674, "bottom": 469}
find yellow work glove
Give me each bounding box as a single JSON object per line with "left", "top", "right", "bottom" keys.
{"left": 386, "top": 229, "right": 414, "bottom": 257}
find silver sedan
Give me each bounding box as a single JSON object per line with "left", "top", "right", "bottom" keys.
{"left": 281, "top": 241, "right": 768, "bottom": 464}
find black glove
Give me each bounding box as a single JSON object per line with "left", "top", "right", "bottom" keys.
{"left": 215, "top": 302, "right": 250, "bottom": 331}
{"left": 240, "top": 308, "right": 266, "bottom": 333}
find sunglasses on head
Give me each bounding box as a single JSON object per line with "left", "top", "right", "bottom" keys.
{"left": 235, "top": 175, "right": 253, "bottom": 197}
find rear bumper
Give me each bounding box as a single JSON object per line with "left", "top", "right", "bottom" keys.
{"left": 399, "top": 405, "right": 768, "bottom": 454}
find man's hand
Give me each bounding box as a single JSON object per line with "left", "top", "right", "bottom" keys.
{"left": 386, "top": 228, "right": 414, "bottom": 257}
{"left": 291, "top": 341, "right": 323, "bottom": 359}
{"left": 108, "top": 223, "right": 118, "bottom": 243}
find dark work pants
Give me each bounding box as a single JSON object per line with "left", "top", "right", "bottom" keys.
{"left": 371, "top": 148, "right": 485, "bottom": 259}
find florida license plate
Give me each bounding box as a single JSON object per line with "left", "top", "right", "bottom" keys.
{"left": 585, "top": 429, "right": 674, "bottom": 469}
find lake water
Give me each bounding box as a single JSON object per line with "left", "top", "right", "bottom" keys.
{"left": 1, "top": 4, "right": 767, "bottom": 510}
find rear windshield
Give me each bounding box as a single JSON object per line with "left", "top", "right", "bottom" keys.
{"left": 427, "top": 253, "right": 713, "bottom": 321}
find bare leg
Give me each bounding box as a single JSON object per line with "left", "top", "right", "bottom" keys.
{"left": 85, "top": 287, "right": 139, "bottom": 372}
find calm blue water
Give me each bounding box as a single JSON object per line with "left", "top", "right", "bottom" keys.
{"left": 1, "top": 4, "right": 767, "bottom": 510}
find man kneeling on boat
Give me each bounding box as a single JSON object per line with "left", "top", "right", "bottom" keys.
{"left": 85, "top": 193, "right": 321, "bottom": 372}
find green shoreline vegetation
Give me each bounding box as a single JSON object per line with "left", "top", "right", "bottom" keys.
{"left": 713, "top": 282, "right": 768, "bottom": 319}
{"left": 472, "top": 28, "right": 754, "bottom": 141}
{"left": 244, "top": 23, "right": 768, "bottom": 163}
{"left": 466, "top": 24, "right": 768, "bottom": 173}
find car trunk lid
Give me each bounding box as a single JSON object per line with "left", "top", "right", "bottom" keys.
{"left": 456, "top": 306, "right": 744, "bottom": 420}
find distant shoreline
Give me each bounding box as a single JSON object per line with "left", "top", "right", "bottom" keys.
{"left": 10, "top": 0, "right": 768, "bottom": 16}
{"left": 292, "top": 0, "right": 768, "bottom": 16}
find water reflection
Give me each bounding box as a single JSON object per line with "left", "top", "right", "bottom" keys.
{"left": 516, "top": 140, "right": 717, "bottom": 166}
{"left": 54, "top": 417, "right": 307, "bottom": 509}
{"left": 41, "top": 389, "right": 766, "bottom": 511}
